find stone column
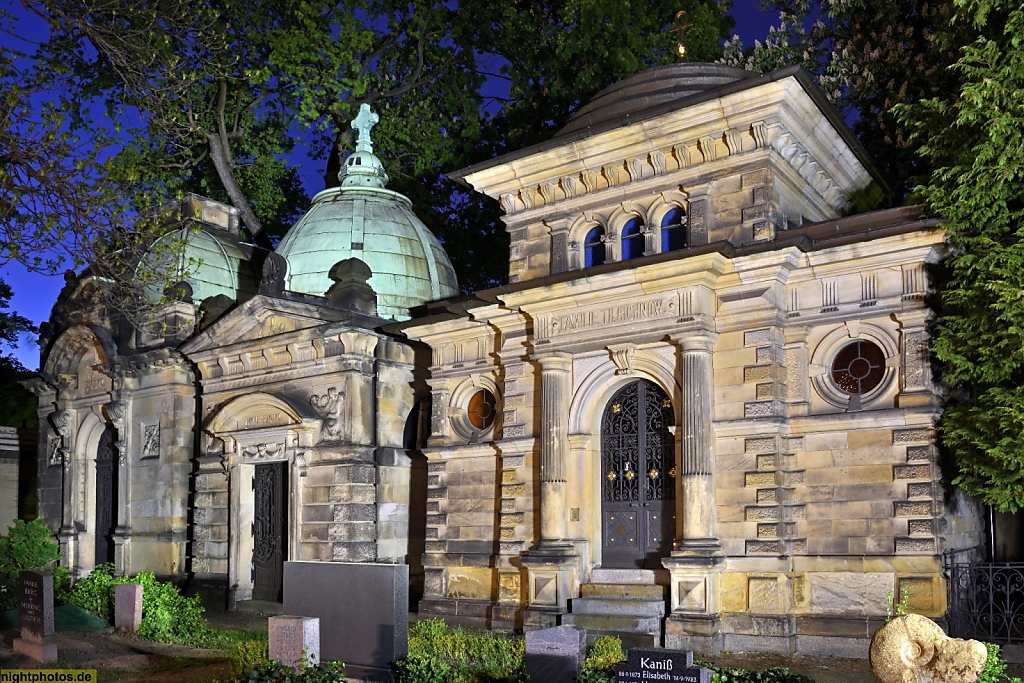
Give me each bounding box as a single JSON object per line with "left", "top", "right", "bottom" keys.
{"left": 537, "top": 352, "right": 573, "bottom": 550}
{"left": 663, "top": 333, "right": 722, "bottom": 652}
{"left": 50, "top": 408, "right": 78, "bottom": 572}
{"left": 676, "top": 335, "right": 718, "bottom": 552}
{"left": 522, "top": 352, "right": 578, "bottom": 625}
{"left": 106, "top": 399, "right": 130, "bottom": 575}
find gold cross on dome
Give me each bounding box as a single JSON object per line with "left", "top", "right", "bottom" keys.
{"left": 669, "top": 10, "right": 693, "bottom": 59}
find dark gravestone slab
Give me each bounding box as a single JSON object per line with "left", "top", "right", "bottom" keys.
{"left": 614, "top": 648, "right": 711, "bottom": 683}
{"left": 525, "top": 625, "right": 586, "bottom": 682}
{"left": 13, "top": 570, "right": 56, "bottom": 662}
{"left": 283, "top": 561, "right": 408, "bottom": 682}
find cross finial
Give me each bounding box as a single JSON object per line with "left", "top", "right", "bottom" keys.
{"left": 352, "top": 103, "right": 379, "bottom": 153}
{"left": 669, "top": 10, "right": 693, "bottom": 60}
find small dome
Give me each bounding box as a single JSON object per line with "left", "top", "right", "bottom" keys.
{"left": 139, "top": 225, "right": 258, "bottom": 304}
{"left": 557, "top": 63, "right": 756, "bottom": 137}
{"left": 275, "top": 104, "right": 459, "bottom": 319}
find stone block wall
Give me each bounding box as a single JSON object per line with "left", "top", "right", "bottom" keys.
{"left": 704, "top": 303, "right": 982, "bottom": 653}
{"left": 419, "top": 446, "right": 504, "bottom": 625}
{"left": 191, "top": 461, "right": 230, "bottom": 579}
{"left": 0, "top": 427, "right": 21, "bottom": 530}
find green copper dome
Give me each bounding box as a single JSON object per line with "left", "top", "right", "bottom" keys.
{"left": 275, "top": 104, "right": 459, "bottom": 319}
{"left": 139, "top": 197, "right": 258, "bottom": 304}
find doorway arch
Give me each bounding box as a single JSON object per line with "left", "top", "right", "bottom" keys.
{"left": 600, "top": 380, "right": 676, "bottom": 568}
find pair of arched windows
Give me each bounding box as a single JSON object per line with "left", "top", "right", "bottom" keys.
{"left": 583, "top": 207, "right": 688, "bottom": 268}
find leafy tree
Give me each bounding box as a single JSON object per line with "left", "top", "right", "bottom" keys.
{"left": 895, "top": 1, "right": 1024, "bottom": 511}
{"left": 25, "top": 0, "right": 483, "bottom": 244}
{"left": 0, "top": 279, "right": 38, "bottom": 428}
{"left": 428, "top": 0, "right": 733, "bottom": 290}
{"left": 721, "top": 0, "right": 962, "bottom": 200}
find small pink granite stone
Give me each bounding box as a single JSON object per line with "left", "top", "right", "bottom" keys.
{"left": 115, "top": 583, "right": 143, "bottom": 632}
{"left": 269, "top": 615, "right": 320, "bottom": 670}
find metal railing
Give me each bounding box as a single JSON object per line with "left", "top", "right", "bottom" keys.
{"left": 945, "top": 550, "right": 1024, "bottom": 643}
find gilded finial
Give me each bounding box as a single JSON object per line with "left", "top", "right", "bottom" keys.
{"left": 670, "top": 11, "right": 693, "bottom": 59}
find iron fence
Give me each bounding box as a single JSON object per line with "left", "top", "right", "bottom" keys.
{"left": 945, "top": 551, "right": 1024, "bottom": 643}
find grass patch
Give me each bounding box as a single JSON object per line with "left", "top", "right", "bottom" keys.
{"left": 204, "top": 627, "right": 269, "bottom": 651}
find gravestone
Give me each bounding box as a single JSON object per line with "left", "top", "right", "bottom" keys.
{"left": 115, "top": 583, "right": 143, "bottom": 632}
{"left": 269, "top": 615, "right": 320, "bottom": 670}
{"left": 283, "top": 561, "right": 408, "bottom": 682}
{"left": 13, "top": 570, "right": 57, "bottom": 662}
{"left": 525, "top": 625, "right": 586, "bottom": 681}
{"left": 614, "top": 648, "right": 711, "bottom": 683}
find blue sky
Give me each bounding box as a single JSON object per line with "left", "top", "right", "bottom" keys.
{"left": 3, "top": 0, "right": 780, "bottom": 371}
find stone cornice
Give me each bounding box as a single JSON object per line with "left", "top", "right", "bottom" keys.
{"left": 465, "top": 77, "right": 870, "bottom": 219}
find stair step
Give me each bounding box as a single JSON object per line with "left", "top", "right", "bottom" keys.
{"left": 581, "top": 583, "right": 666, "bottom": 600}
{"left": 583, "top": 630, "right": 660, "bottom": 650}
{"left": 562, "top": 613, "right": 662, "bottom": 635}
{"left": 591, "top": 568, "right": 663, "bottom": 584}
{"left": 570, "top": 597, "right": 666, "bottom": 618}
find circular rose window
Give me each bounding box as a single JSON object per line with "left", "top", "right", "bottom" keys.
{"left": 467, "top": 389, "right": 497, "bottom": 430}
{"left": 831, "top": 340, "right": 886, "bottom": 395}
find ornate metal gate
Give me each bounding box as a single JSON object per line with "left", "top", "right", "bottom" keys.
{"left": 601, "top": 380, "right": 676, "bottom": 568}
{"left": 94, "top": 424, "right": 117, "bottom": 566}
{"left": 252, "top": 462, "right": 287, "bottom": 602}
{"left": 945, "top": 550, "right": 1024, "bottom": 643}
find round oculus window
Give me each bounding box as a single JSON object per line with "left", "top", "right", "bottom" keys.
{"left": 467, "top": 389, "right": 497, "bottom": 430}
{"left": 830, "top": 340, "right": 886, "bottom": 395}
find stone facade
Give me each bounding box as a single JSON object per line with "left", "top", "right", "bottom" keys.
{"left": 27, "top": 66, "right": 983, "bottom": 655}
{"left": 398, "top": 65, "right": 984, "bottom": 654}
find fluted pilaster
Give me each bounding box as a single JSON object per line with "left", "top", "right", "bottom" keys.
{"left": 673, "top": 333, "right": 719, "bottom": 552}
{"left": 535, "top": 352, "right": 573, "bottom": 551}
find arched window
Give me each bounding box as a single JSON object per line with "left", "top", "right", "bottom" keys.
{"left": 661, "top": 206, "right": 687, "bottom": 253}
{"left": 585, "top": 227, "right": 606, "bottom": 267}
{"left": 621, "top": 217, "right": 644, "bottom": 261}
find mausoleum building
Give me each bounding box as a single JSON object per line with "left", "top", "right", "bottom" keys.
{"left": 28, "top": 65, "right": 983, "bottom": 655}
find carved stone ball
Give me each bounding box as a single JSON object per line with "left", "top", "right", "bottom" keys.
{"left": 869, "top": 614, "right": 988, "bottom": 683}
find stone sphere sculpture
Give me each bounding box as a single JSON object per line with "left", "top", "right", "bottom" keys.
{"left": 869, "top": 614, "right": 988, "bottom": 683}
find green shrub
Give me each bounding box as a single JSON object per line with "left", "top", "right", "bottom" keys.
{"left": 228, "top": 659, "right": 345, "bottom": 682}
{"left": 396, "top": 618, "right": 526, "bottom": 683}
{"left": 577, "top": 635, "right": 626, "bottom": 683}
{"left": 393, "top": 652, "right": 451, "bottom": 683}
{"left": 233, "top": 639, "right": 270, "bottom": 678}
{"left": 979, "top": 642, "right": 1023, "bottom": 683}
{"left": 64, "top": 563, "right": 118, "bottom": 621}
{"left": 64, "top": 564, "right": 214, "bottom": 646}
{"left": 705, "top": 664, "right": 815, "bottom": 683}
{"left": 0, "top": 519, "right": 62, "bottom": 610}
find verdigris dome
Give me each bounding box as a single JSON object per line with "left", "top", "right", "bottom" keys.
{"left": 275, "top": 104, "right": 459, "bottom": 320}
{"left": 139, "top": 198, "right": 258, "bottom": 304}
{"left": 557, "top": 63, "right": 756, "bottom": 137}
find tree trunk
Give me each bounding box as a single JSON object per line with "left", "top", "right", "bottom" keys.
{"left": 206, "top": 132, "right": 271, "bottom": 249}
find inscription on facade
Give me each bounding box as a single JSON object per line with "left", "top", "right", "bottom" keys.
{"left": 243, "top": 413, "right": 287, "bottom": 429}
{"left": 540, "top": 297, "right": 675, "bottom": 339}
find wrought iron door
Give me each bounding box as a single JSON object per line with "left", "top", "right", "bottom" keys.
{"left": 601, "top": 380, "right": 676, "bottom": 568}
{"left": 94, "top": 424, "right": 117, "bottom": 566}
{"left": 252, "top": 462, "right": 287, "bottom": 602}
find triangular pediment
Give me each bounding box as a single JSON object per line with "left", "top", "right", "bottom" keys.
{"left": 181, "top": 295, "right": 331, "bottom": 354}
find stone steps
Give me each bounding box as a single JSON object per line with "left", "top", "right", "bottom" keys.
{"left": 564, "top": 577, "right": 668, "bottom": 647}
